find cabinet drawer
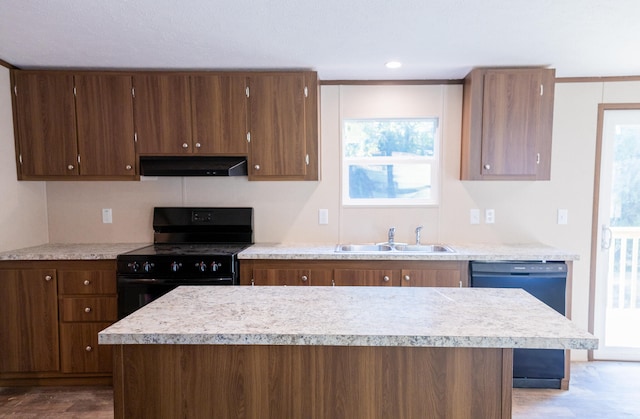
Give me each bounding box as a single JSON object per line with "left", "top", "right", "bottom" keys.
{"left": 58, "top": 270, "right": 116, "bottom": 295}
{"left": 59, "top": 322, "right": 113, "bottom": 373}
{"left": 59, "top": 297, "right": 117, "bottom": 322}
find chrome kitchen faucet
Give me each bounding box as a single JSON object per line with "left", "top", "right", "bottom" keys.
{"left": 415, "top": 226, "right": 423, "bottom": 245}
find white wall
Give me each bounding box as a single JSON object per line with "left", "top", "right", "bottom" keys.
{"left": 0, "top": 67, "right": 48, "bottom": 251}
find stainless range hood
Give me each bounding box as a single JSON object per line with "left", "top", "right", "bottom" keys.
{"left": 139, "top": 156, "right": 248, "bottom": 177}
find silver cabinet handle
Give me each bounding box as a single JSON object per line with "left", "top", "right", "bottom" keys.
{"left": 483, "top": 164, "right": 491, "bottom": 170}
{"left": 404, "top": 275, "right": 410, "bottom": 281}
{"left": 67, "top": 164, "right": 74, "bottom": 170}
{"left": 83, "top": 280, "right": 91, "bottom": 286}
{"left": 84, "top": 307, "right": 92, "bottom": 313}
{"left": 182, "top": 143, "right": 189, "bottom": 149}
{"left": 85, "top": 346, "right": 93, "bottom": 352}
{"left": 195, "top": 142, "right": 201, "bottom": 148}
{"left": 125, "top": 164, "right": 132, "bottom": 170}
{"left": 254, "top": 164, "right": 260, "bottom": 170}
{"left": 383, "top": 275, "right": 390, "bottom": 282}
{"left": 44, "top": 275, "right": 52, "bottom": 281}
{"left": 301, "top": 275, "right": 308, "bottom": 282}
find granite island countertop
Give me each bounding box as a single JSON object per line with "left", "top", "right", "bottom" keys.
{"left": 0, "top": 243, "right": 149, "bottom": 260}
{"left": 238, "top": 243, "right": 580, "bottom": 261}
{"left": 99, "top": 286, "right": 597, "bottom": 350}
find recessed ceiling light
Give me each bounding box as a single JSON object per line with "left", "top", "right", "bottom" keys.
{"left": 385, "top": 61, "right": 402, "bottom": 69}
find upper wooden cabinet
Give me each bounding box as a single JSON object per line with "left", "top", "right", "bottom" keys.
{"left": 133, "top": 73, "right": 248, "bottom": 155}
{"left": 248, "top": 72, "right": 319, "bottom": 180}
{"left": 12, "top": 72, "right": 78, "bottom": 177}
{"left": 75, "top": 74, "right": 136, "bottom": 176}
{"left": 460, "top": 67, "right": 556, "bottom": 180}
{"left": 12, "top": 71, "right": 136, "bottom": 179}
{"left": 11, "top": 70, "right": 318, "bottom": 181}
{"left": 132, "top": 74, "right": 193, "bottom": 154}
{"left": 191, "top": 75, "right": 248, "bottom": 155}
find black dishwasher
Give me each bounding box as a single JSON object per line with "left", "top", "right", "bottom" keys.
{"left": 470, "top": 261, "right": 567, "bottom": 389}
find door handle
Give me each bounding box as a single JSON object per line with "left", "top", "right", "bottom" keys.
{"left": 601, "top": 224, "right": 612, "bottom": 250}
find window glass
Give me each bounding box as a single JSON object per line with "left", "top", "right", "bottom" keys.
{"left": 342, "top": 118, "right": 439, "bottom": 206}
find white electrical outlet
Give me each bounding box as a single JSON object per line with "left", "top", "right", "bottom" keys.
{"left": 485, "top": 209, "right": 495, "bottom": 224}
{"left": 318, "top": 209, "right": 329, "bottom": 225}
{"left": 102, "top": 208, "right": 113, "bottom": 224}
{"left": 470, "top": 209, "right": 480, "bottom": 224}
{"left": 558, "top": 209, "right": 568, "bottom": 225}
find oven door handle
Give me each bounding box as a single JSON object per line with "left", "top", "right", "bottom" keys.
{"left": 117, "top": 276, "right": 171, "bottom": 284}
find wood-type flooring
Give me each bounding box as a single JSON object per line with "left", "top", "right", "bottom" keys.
{"left": 0, "top": 361, "right": 638, "bottom": 418}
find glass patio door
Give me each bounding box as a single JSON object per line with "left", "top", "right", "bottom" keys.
{"left": 593, "top": 106, "right": 640, "bottom": 361}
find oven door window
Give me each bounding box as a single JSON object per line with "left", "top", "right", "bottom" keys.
{"left": 117, "top": 283, "right": 178, "bottom": 319}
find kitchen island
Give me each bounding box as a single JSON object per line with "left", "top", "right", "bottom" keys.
{"left": 99, "top": 286, "right": 596, "bottom": 419}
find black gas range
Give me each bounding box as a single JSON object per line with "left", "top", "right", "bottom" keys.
{"left": 116, "top": 207, "right": 253, "bottom": 318}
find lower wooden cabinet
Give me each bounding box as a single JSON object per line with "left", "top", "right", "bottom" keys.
{"left": 0, "top": 268, "right": 59, "bottom": 373}
{"left": 401, "top": 262, "right": 466, "bottom": 287}
{"left": 240, "top": 259, "right": 468, "bottom": 288}
{"left": 251, "top": 267, "right": 333, "bottom": 286}
{"left": 59, "top": 322, "right": 114, "bottom": 373}
{"left": 0, "top": 260, "right": 117, "bottom": 385}
{"left": 333, "top": 269, "right": 396, "bottom": 286}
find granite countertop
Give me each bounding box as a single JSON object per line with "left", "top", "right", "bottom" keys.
{"left": 98, "top": 286, "right": 597, "bottom": 350}
{"left": 0, "top": 243, "right": 149, "bottom": 261}
{"left": 238, "top": 243, "right": 580, "bottom": 261}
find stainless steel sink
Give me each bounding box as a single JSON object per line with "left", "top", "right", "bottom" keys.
{"left": 392, "top": 244, "right": 455, "bottom": 253}
{"left": 335, "top": 244, "right": 393, "bottom": 252}
{"left": 335, "top": 243, "right": 454, "bottom": 253}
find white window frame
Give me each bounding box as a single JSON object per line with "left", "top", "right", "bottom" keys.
{"left": 341, "top": 117, "right": 441, "bottom": 207}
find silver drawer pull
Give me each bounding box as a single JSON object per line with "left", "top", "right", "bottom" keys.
{"left": 85, "top": 345, "right": 93, "bottom": 352}
{"left": 383, "top": 275, "right": 390, "bottom": 282}
{"left": 84, "top": 307, "right": 92, "bottom": 313}
{"left": 404, "top": 275, "right": 410, "bottom": 281}
{"left": 44, "top": 275, "right": 52, "bottom": 281}
{"left": 301, "top": 275, "right": 308, "bottom": 282}
{"left": 83, "top": 280, "right": 91, "bottom": 286}
{"left": 67, "top": 164, "right": 74, "bottom": 170}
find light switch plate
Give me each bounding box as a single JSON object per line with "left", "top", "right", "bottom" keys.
{"left": 318, "top": 209, "right": 329, "bottom": 225}
{"left": 558, "top": 209, "right": 568, "bottom": 225}
{"left": 470, "top": 209, "right": 480, "bottom": 224}
{"left": 102, "top": 208, "right": 113, "bottom": 224}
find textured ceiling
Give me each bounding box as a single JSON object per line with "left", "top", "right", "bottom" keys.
{"left": 1, "top": 0, "right": 639, "bottom": 80}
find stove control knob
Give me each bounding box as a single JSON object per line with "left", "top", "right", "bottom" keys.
{"left": 142, "top": 262, "right": 154, "bottom": 273}
{"left": 197, "top": 262, "right": 207, "bottom": 272}
{"left": 128, "top": 261, "right": 140, "bottom": 272}
{"left": 211, "top": 262, "right": 219, "bottom": 272}
{"left": 170, "top": 262, "right": 182, "bottom": 272}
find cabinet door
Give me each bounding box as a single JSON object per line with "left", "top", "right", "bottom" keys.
{"left": 133, "top": 74, "right": 193, "bottom": 154}
{"left": 191, "top": 75, "right": 248, "bottom": 155}
{"left": 400, "top": 269, "right": 462, "bottom": 287}
{"left": 252, "top": 268, "right": 311, "bottom": 286}
{"left": 333, "top": 269, "right": 395, "bottom": 286}
{"left": 13, "top": 72, "right": 78, "bottom": 177}
{"left": 248, "top": 73, "right": 307, "bottom": 178}
{"left": 59, "top": 322, "right": 113, "bottom": 373}
{"left": 0, "top": 269, "right": 59, "bottom": 372}
{"left": 75, "top": 74, "right": 136, "bottom": 176}
{"left": 480, "top": 69, "right": 555, "bottom": 178}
